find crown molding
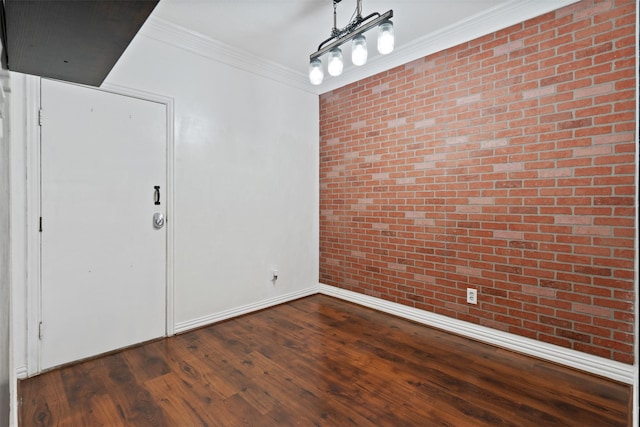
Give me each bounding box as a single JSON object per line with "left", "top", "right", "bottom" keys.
{"left": 318, "top": 0, "right": 580, "bottom": 93}
{"left": 139, "top": 0, "right": 579, "bottom": 95}
{"left": 139, "top": 16, "right": 315, "bottom": 94}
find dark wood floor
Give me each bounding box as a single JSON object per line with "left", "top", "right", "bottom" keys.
{"left": 20, "top": 295, "right": 631, "bottom": 426}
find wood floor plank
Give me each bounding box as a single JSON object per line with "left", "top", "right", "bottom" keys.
{"left": 120, "top": 340, "right": 171, "bottom": 385}
{"left": 200, "top": 323, "right": 379, "bottom": 425}
{"left": 19, "top": 295, "right": 632, "bottom": 426}
{"left": 143, "top": 373, "right": 226, "bottom": 427}
{"left": 19, "top": 370, "right": 70, "bottom": 427}
{"left": 92, "top": 353, "right": 169, "bottom": 427}
{"left": 152, "top": 392, "right": 210, "bottom": 426}
{"left": 269, "top": 302, "right": 526, "bottom": 426}
{"left": 290, "top": 296, "right": 631, "bottom": 426}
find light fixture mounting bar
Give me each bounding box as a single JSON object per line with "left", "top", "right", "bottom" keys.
{"left": 310, "top": 9, "right": 393, "bottom": 61}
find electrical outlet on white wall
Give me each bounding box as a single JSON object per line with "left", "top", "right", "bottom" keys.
{"left": 270, "top": 266, "right": 279, "bottom": 284}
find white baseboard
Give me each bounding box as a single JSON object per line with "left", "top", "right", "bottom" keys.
{"left": 15, "top": 365, "right": 27, "bottom": 380}
{"left": 167, "top": 282, "right": 634, "bottom": 384}
{"left": 318, "top": 283, "right": 635, "bottom": 384}
{"left": 174, "top": 286, "right": 319, "bottom": 333}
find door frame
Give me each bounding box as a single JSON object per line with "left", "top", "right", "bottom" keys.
{"left": 25, "top": 78, "right": 175, "bottom": 375}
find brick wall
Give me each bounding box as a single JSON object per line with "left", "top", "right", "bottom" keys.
{"left": 319, "top": 0, "right": 636, "bottom": 363}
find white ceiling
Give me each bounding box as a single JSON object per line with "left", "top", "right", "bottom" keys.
{"left": 149, "top": 0, "right": 577, "bottom": 92}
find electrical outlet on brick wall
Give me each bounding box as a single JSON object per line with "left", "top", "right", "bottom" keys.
{"left": 467, "top": 288, "right": 477, "bottom": 305}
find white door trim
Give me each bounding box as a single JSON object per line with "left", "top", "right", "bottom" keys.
{"left": 25, "top": 76, "right": 41, "bottom": 376}
{"left": 25, "top": 79, "right": 176, "bottom": 375}
{"left": 100, "top": 82, "right": 176, "bottom": 338}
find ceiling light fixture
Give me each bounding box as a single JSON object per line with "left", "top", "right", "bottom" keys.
{"left": 309, "top": 0, "right": 394, "bottom": 85}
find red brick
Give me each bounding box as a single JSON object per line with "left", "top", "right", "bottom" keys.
{"left": 319, "top": 0, "right": 636, "bottom": 364}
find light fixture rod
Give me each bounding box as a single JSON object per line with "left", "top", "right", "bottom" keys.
{"left": 310, "top": 9, "right": 393, "bottom": 61}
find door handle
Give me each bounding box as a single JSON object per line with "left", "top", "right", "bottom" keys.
{"left": 153, "top": 212, "right": 165, "bottom": 229}
{"left": 154, "top": 185, "right": 161, "bottom": 205}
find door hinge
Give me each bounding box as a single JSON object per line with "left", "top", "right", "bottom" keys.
{"left": 38, "top": 109, "right": 43, "bottom": 126}
{"left": 39, "top": 216, "right": 42, "bottom": 232}
{"left": 38, "top": 322, "right": 44, "bottom": 339}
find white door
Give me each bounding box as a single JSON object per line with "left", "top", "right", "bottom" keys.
{"left": 40, "top": 79, "right": 167, "bottom": 370}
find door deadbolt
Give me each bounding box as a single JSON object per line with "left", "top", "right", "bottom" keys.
{"left": 153, "top": 212, "right": 165, "bottom": 229}
{"left": 154, "top": 186, "right": 161, "bottom": 205}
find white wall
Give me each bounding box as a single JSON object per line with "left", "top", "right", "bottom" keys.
{"left": 106, "top": 30, "right": 319, "bottom": 327}
{"left": 0, "top": 72, "right": 11, "bottom": 426}
{"left": 10, "top": 18, "right": 319, "bottom": 374}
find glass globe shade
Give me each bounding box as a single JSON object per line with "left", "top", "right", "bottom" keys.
{"left": 327, "top": 47, "right": 344, "bottom": 76}
{"left": 309, "top": 58, "right": 324, "bottom": 85}
{"left": 377, "top": 20, "right": 394, "bottom": 55}
{"left": 351, "top": 35, "right": 368, "bottom": 66}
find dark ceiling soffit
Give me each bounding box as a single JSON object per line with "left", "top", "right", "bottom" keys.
{"left": 0, "top": 2, "right": 8, "bottom": 70}
{"left": 4, "top": 0, "right": 159, "bottom": 87}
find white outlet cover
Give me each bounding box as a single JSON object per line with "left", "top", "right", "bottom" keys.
{"left": 467, "top": 288, "right": 477, "bottom": 305}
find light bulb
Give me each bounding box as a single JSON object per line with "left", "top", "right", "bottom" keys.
{"left": 309, "top": 58, "right": 324, "bottom": 85}
{"left": 352, "top": 34, "right": 368, "bottom": 66}
{"left": 377, "top": 20, "right": 394, "bottom": 55}
{"left": 327, "top": 47, "right": 343, "bottom": 76}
